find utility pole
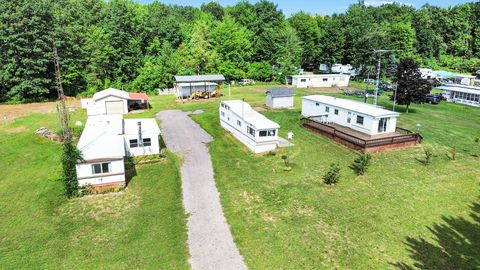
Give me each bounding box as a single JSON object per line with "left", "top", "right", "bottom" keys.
{"left": 53, "top": 42, "right": 71, "bottom": 142}
{"left": 373, "top": 49, "right": 395, "bottom": 105}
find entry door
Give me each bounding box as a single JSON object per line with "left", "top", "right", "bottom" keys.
{"left": 378, "top": 118, "right": 388, "bottom": 133}
{"left": 105, "top": 101, "right": 125, "bottom": 114}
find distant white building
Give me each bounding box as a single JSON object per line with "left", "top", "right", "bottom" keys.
{"left": 76, "top": 115, "right": 160, "bottom": 189}
{"left": 81, "top": 88, "right": 149, "bottom": 116}
{"left": 220, "top": 100, "right": 280, "bottom": 153}
{"left": 288, "top": 74, "right": 350, "bottom": 88}
{"left": 420, "top": 68, "right": 435, "bottom": 79}
{"left": 302, "top": 95, "right": 400, "bottom": 136}
{"left": 438, "top": 84, "right": 480, "bottom": 107}
{"left": 265, "top": 87, "right": 295, "bottom": 109}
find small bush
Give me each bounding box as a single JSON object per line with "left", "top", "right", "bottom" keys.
{"left": 448, "top": 146, "right": 456, "bottom": 161}
{"left": 424, "top": 147, "right": 434, "bottom": 165}
{"left": 350, "top": 152, "right": 372, "bottom": 176}
{"left": 323, "top": 163, "right": 341, "bottom": 185}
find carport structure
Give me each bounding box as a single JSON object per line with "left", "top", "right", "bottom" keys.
{"left": 174, "top": 74, "right": 225, "bottom": 100}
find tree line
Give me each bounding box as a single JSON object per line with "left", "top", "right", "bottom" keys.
{"left": 1, "top": 0, "right": 480, "bottom": 102}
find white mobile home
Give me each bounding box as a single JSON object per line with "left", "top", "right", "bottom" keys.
{"left": 220, "top": 100, "right": 280, "bottom": 153}
{"left": 265, "top": 87, "right": 295, "bottom": 109}
{"left": 81, "top": 88, "right": 149, "bottom": 116}
{"left": 76, "top": 115, "right": 161, "bottom": 189}
{"left": 302, "top": 95, "right": 400, "bottom": 136}
{"left": 438, "top": 84, "right": 480, "bottom": 107}
{"left": 289, "top": 74, "right": 350, "bottom": 88}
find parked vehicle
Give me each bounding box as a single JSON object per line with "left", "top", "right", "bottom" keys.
{"left": 238, "top": 79, "right": 255, "bottom": 86}
{"left": 425, "top": 94, "right": 441, "bottom": 104}
{"left": 427, "top": 78, "right": 443, "bottom": 87}
{"left": 379, "top": 81, "right": 394, "bottom": 92}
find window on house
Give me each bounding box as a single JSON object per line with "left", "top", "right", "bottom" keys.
{"left": 143, "top": 138, "right": 151, "bottom": 147}
{"left": 356, "top": 115, "right": 364, "bottom": 125}
{"left": 334, "top": 109, "right": 339, "bottom": 115}
{"left": 247, "top": 126, "right": 255, "bottom": 136}
{"left": 322, "top": 78, "right": 328, "bottom": 82}
{"left": 237, "top": 120, "right": 241, "bottom": 126}
{"left": 259, "top": 131, "right": 267, "bottom": 137}
{"left": 221, "top": 111, "right": 225, "bottom": 117}
{"left": 325, "top": 106, "right": 330, "bottom": 113}
{"left": 315, "top": 103, "right": 319, "bottom": 106}
{"left": 92, "top": 162, "right": 110, "bottom": 174}
{"left": 301, "top": 79, "right": 306, "bottom": 82}
{"left": 268, "top": 130, "right": 276, "bottom": 136}
{"left": 129, "top": 139, "right": 138, "bottom": 148}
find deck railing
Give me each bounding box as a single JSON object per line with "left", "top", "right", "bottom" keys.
{"left": 301, "top": 118, "right": 422, "bottom": 149}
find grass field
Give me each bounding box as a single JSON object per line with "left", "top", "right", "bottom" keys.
{"left": 0, "top": 112, "right": 189, "bottom": 268}
{"left": 1, "top": 84, "right": 479, "bottom": 269}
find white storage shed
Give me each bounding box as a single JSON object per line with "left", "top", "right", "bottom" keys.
{"left": 265, "top": 87, "right": 295, "bottom": 109}
{"left": 302, "top": 95, "right": 400, "bottom": 136}
{"left": 220, "top": 100, "right": 280, "bottom": 153}
{"left": 289, "top": 74, "right": 350, "bottom": 88}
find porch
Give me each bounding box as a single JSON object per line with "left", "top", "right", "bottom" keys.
{"left": 301, "top": 117, "right": 422, "bottom": 152}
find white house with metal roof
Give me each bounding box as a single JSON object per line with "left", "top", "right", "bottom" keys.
{"left": 265, "top": 87, "right": 295, "bottom": 109}
{"left": 302, "top": 95, "right": 400, "bottom": 136}
{"left": 288, "top": 74, "right": 350, "bottom": 88}
{"left": 220, "top": 100, "right": 280, "bottom": 153}
{"left": 81, "top": 88, "right": 149, "bottom": 116}
{"left": 76, "top": 115, "right": 160, "bottom": 189}
{"left": 438, "top": 84, "right": 480, "bottom": 107}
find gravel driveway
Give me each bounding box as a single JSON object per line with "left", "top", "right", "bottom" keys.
{"left": 157, "top": 110, "right": 247, "bottom": 270}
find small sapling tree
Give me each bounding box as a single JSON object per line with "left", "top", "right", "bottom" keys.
{"left": 323, "top": 163, "right": 341, "bottom": 185}
{"left": 350, "top": 152, "right": 372, "bottom": 176}
{"left": 423, "top": 147, "right": 434, "bottom": 165}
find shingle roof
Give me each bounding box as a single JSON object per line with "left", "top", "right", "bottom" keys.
{"left": 175, "top": 74, "right": 225, "bottom": 83}
{"left": 266, "top": 87, "right": 295, "bottom": 97}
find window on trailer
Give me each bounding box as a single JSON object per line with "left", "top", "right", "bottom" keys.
{"left": 247, "top": 126, "right": 255, "bottom": 137}
{"left": 130, "top": 139, "right": 138, "bottom": 148}
{"left": 92, "top": 162, "right": 111, "bottom": 174}
{"left": 143, "top": 138, "right": 151, "bottom": 147}
{"left": 356, "top": 115, "right": 364, "bottom": 125}
{"left": 325, "top": 106, "right": 330, "bottom": 113}
{"left": 334, "top": 109, "right": 339, "bottom": 115}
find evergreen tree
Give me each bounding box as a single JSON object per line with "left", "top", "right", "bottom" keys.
{"left": 393, "top": 58, "right": 432, "bottom": 113}
{"left": 62, "top": 139, "right": 82, "bottom": 197}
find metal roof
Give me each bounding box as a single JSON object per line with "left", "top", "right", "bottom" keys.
{"left": 438, "top": 84, "right": 480, "bottom": 95}
{"left": 303, "top": 95, "right": 400, "bottom": 118}
{"left": 174, "top": 74, "right": 225, "bottom": 83}
{"left": 221, "top": 100, "right": 280, "bottom": 130}
{"left": 266, "top": 87, "right": 295, "bottom": 98}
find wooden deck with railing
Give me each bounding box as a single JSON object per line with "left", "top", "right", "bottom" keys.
{"left": 301, "top": 117, "right": 422, "bottom": 152}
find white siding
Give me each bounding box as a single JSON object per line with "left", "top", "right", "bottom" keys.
{"left": 301, "top": 99, "right": 397, "bottom": 136}
{"left": 86, "top": 96, "right": 129, "bottom": 116}
{"left": 292, "top": 75, "right": 350, "bottom": 88}
{"left": 124, "top": 134, "right": 160, "bottom": 156}
{"left": 266, "top": 96, "right": 294, "bottom": 108}
{"left": 76, "top": 159, "right": 125, "bottom": 187}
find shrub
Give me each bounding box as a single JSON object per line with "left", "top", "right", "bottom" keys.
{"left": 423, "top": 147, "right": 434, "bottom": 165}
{"left": 448, "top": 146, "right": 456, "bottom": 161}
{"left": 350, "top": 152, "right": 372, "bottom": 176}
{"left": 62, "top": 140, "right": 82, "bottom": 197}
{"left": 323, "top": 163, "right": 341, "bottom": 185}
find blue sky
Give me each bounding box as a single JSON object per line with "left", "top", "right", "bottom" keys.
{"left": 137, "top": 0, "right": 472, "bottom": 16}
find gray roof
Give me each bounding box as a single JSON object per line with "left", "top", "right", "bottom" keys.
{"left": 174, "top": 74, "right": 225, "bottom": 83}
{"left": 266, "top": 87, "right": 295, "bottom": 98}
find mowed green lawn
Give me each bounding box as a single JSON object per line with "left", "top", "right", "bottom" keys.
{"left": 0, "top": 112, "right": 189, "bottom": 268}
{"left": 183, "top": 85, "right": 479, "bottom": 269}
{"left": 1, "top": 84, "right": 479, "bottom": 269}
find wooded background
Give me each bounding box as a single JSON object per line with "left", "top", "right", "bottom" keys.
{"left": 1, "top": 0, "right": 479, "bottom": 102}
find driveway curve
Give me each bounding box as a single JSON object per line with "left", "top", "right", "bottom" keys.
{"left": 157, "top": 110, "right": 247, "bottom": 270}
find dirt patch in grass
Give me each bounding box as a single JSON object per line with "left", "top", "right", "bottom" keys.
{"left": 0, "top": 99, "right": 80, "bottom": 122}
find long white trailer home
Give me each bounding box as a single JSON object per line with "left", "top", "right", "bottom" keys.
{"left": 289, "top": 74, "right": 350, "bottom": 88}
{"left": 302, "top": 95, "right": 400, "bottom": 136}
{"left": 438, "top": 84, "right": 480, "bottom": 107}
{"left": 220, "top": 100, "right": 280, "bottom": 153}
